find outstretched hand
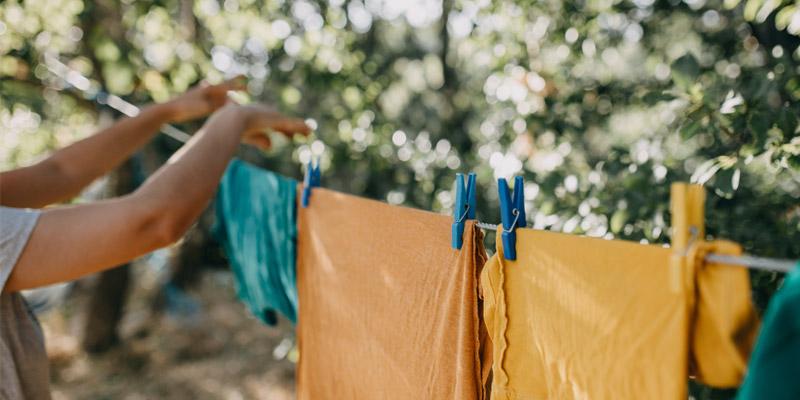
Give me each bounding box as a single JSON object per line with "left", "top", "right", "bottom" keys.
{"left": 211, "top": 104, "right": 311, "bottom": 150}
{"left": 241, "top": 104, "right": 312, "bottom": 150}
{"left": 166, "top": 76, "right": 247, "bottom": 123}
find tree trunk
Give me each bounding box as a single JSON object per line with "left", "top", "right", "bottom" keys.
{"left": 81, "top": 263, "right": 131, "bottom": 353}
{"left": 81, "top": 158, "right": 137, "bottom": 353}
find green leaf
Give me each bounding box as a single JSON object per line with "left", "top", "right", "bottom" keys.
{"left": 642, "top": 91, "right": 677, "bottom": 105}
{"left": 748, "top": 111, "right": 772, "bottom": 147}
{"left": 776, "top": 5, "right": 797, "bottom": 30}
{"left": 744, "top": 0, "right": 765, "bottom": 21}
{"left": 680, "top": 119, "right": 703, "bottom": 139}
{"left": 713, "top": 167, "right": 741, "bottom": 199}
{"left": 719, "top": 91, "right": 744, "bottom": 114}
{"left": 778, "top": 108, "right": 798, "bottom": 137}
{"left": 724, "top": 0, "right": 742, "bottom": 9}
{"left": 610, "top": 209, "right": 628, "bottom": 234}
{"left": 692, "top": 159, "right": 722, "bottom": 185}
{"left": 788, "top": 154, "right": 800, "bottom": 169}
{"left": 671, "top": 53, "right": 700, "bottom": 91}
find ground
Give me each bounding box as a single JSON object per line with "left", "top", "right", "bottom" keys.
{"left": 38, "top": 265, "right": 297, "bottom": 400}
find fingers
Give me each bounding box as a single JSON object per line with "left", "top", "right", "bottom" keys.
{"left": 244, "top": 134, "right": 272, "bottom": 150}
{"left": 205, "top": 77, "right": 247, "bottom": 111}
{"left": 243, "top": 106, "right": 311, "bottom": 137}
{"left": 271, "top": 118, "right": 312, "bottom": 137}
{"left": 214, "top": 75, "right": 247, "bottom": 93}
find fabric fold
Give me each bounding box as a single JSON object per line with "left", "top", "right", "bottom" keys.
{"left": 686, "top": 240, "right": 759, "bottom": 388}
{"left": 296, "top": 188, "right": 489, "bottom": 400}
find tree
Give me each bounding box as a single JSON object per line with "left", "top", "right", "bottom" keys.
{"left": 1, "top": 0, "right": 798, "bottom": 398}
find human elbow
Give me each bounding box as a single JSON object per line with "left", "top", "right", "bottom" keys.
{"left": 135, "top": 197, "right": 195, "bottom": 248}
{"left": 151, "top": 212, "right": 194, "bottom": 247}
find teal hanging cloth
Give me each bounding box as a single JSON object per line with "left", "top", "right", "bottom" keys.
{"left": 214, "top": 159, "right": 298, "bottom": 325}
{"left": 737, "top": 262, "right": 800, "bottom": 399}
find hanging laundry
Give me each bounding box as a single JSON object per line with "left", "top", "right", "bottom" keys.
{"left": 685, "top": 240, "right": 759, "bottom": 387}
{"left": 296, "top": 188, "right": 490, "bottom": 400}
{"left": 214, "top": 159, "right": 298, "bottom": 325}
{"left": 480, "top": 229, "right": 758, "bottom": 400}
{"left": 736, "top": 266, "right": 800, "bottom": 400}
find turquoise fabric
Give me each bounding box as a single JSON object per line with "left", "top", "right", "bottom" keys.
{"left": 737, "top": 263, "right": 800, "bottom": 399}
{"left": 215, "top": 159, "right": 298, "bottom": 325}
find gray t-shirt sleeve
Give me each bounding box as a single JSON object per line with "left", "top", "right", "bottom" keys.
{"left": 0, "top": 206, "right": 41, "bottom": 292}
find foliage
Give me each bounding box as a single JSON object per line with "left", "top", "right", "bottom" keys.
{"left": 1, "top": 1, "right": 799, "bottom": 397}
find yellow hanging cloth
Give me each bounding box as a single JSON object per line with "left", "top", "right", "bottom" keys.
{"left": 480, "top": 229, "right": 759, "bottom": 399}
{"left": 686, "top": 240, "right": 760, "bottom": 387}
{"left": 481, "top": 229, "right": 687, "bottom": 399}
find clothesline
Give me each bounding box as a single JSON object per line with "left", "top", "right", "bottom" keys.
{"left": 476, "top": 220, "right": 798, "bottom": 273}
{"left": 43, "top": 55, "right": 799, "bottom": 276}
{"left": 705, "top": 254, "right": 797, "bottom": 273}
{"left": 43, "top": 55, "right": 194, "bottom": 143}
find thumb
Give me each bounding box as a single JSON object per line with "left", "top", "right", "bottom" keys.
{"left": 271, "top": 118, "right": 312, "bottom": 136}
{"left": 211, "top": 76, "right": 247, "bottom": 95}
{"left": 244, "top": 134, "right": 272, "bottom": 150}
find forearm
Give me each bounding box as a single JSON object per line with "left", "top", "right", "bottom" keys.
{"left": 51, "top": 104, "right": 174, "bottom": 186}
{"left": 4, "top": 102, "right": 308, "bottom": 293}
{"left": 0, "top": 104, "right": 174, "bottom": 208}
{"left": 5, "top": 107, "right": 247, "bottom": 292}
{"left": 132, "top": 106, "right": 246, "bottom": 237}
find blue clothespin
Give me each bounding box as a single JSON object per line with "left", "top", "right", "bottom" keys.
{"left": 301, "top": 159, "right": 321, "bottom": 208}
{"left": 451, "top": 173, "right": 477, "bottom": 249}
{"left": 498, "top": 176, "right": 527, "bottom": 260}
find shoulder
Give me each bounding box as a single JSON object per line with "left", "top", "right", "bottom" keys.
{"left": 0, "top": 207, "right": 41, "bottom": 291}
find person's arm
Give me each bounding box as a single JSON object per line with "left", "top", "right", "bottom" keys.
{"left": 0, "top": 78, "right": 244, "bottom": 209}
{"left": 3, "top": 104, "right": 309, "bottom": 292}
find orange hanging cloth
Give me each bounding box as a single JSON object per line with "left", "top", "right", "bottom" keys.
{"left": 296, "top": 188, "right": 490, "bottom": 400}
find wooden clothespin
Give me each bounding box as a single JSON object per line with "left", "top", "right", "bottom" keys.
{"left": 669, "top": 182, "right": 706, "bottom": 291}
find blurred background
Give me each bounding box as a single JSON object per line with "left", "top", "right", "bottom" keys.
{"left": 1, "top": 0, "right": 799, "bottom": 399}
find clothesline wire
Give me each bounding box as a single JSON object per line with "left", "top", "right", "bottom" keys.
{"left": 42, "top": 55, "right": 799, "bottom": 275}
{"left": 43, "top": 54, "right": 194, "bottom": 144}
{"left": 475, "top": 221, "right": 798, "bottom": 273}
{"left": 705, "top": 254, "right": 797, "bottom": 273}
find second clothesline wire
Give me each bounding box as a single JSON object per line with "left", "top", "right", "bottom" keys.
{"left": 44, "top": 56, "right": 799, "bottom": 275}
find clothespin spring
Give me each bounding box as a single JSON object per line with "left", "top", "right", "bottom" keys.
{"left": 455, "top": 204, "right": 471, "bottom": 224}
{"left": 498, "top": 176, "right": 527, "bottom": 260}
{"left": 503, "top": 209, "right": 521, "bottom": 234}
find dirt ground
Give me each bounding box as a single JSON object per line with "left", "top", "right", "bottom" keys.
{"left": 38, "top": 267, "right": 297, "bottom": 400}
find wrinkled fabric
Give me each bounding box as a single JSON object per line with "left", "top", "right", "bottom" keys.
{"left": 296, "top": 188, "right": 489, "bottom": 400}
{"left": 481, "top": 229, "right": 759, "bottom": 400}
{"left": 686, "top": 240, "right": 759, "bottom": 387}
{"left": 737, "top": 265, "right": 800, "bottom": 400}
{"left": 481, "top": 229, "right": 686, "bottom": 399}
{"left": 215, "top": 159, "right": 298, "bottom": 325}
